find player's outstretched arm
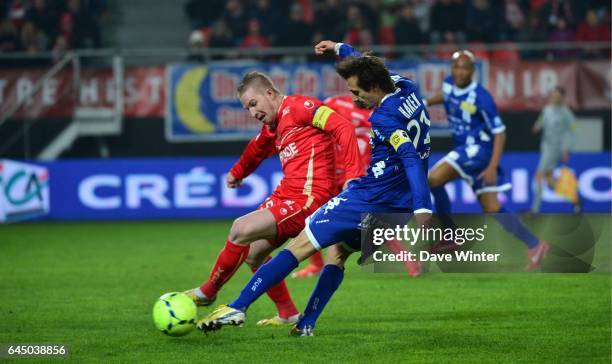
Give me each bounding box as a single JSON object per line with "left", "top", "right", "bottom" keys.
{"left": 314, "top": 40, "right": 337, "bottom": 55}
{"left": 314, "top": 41, "right": 362, "bottom": 58}
{"left": 424, "top": 93, "right": 444, "bottom": 107}
{"left": 229, "top": 126, "right": 276, "bottom": 183}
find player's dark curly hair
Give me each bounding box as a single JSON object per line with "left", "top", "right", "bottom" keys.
{"left": 336, "top": 56, "right": 395, "bottom": 93}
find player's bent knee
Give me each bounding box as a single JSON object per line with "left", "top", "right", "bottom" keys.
{"left": 244, "top": 250, "right": 262, "bottom": 269}
{"left": 244, "top": 242, "right": 272, "bottom": 269}
{"left": 428, "top": 174, "right": 441, "bottom": 188}
{"left": 324, "top": 244, "right": 350, "bottom": 268}
{"left": 228, "top": 218, "right": 252, "bottom": 244}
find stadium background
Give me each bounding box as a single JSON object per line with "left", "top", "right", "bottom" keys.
{"left": 0, "top": 0, "right": 610, "bottom": 362}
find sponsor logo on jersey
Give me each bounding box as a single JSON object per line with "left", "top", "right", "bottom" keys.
{"left": 282, "top": 107, "right": 291, "bottom": 118}
{"left": 323, "top": 196, "right": 347, "bottom": 214}
{"left": 279, "top": 142, "right": 299, "bottom": 163}
{"left": 304, "top": 100, "right": 314, "bottom": 109}
{"left": 460, "top": 101, "right": 477, "bottom": 114}
{"left": 372, "top": 161, "right": 386, "bottom": 178}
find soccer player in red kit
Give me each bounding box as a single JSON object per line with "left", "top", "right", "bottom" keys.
{"left": 185, "top": 71, "right": 363, "bottom": 325}
{"left": 291, "top": 95, "right": 372, "bottom": 278}
{"left": 292, "top": 95, "right": 422, "bottom": 278}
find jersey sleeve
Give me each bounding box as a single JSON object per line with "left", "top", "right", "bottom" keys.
{"left": 442, "top": 75, "right": 453, "bottom": 102}
{"left": 311, "top": 105, "right": 363, "bottom": 180}
{"left": 336, "top": 42, "right": 408, "bottom": 90}
{"left": 336, "top": 42, "right": 362, "bottom": 58}
{"left": 380, "top": 118, "right": 432, "bottom": 213}
{"left": 478, "top": 89, "right": 505, "bottom": 134}
{"left": 230, "top": 126, "right": 276, "bottom": 180}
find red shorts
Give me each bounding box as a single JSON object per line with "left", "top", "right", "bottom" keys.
{"left": 258, "top": 193, "right": 323, "bottom": 247}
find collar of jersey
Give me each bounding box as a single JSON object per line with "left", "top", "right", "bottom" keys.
{"left": 452, "top": 81, "right": 477, "bottom": 96}
{"left": 275, "top": 95, "right": 288, "bottom": 120}
{"left": 380, "top": 87, "right": 401, "bottom": 105}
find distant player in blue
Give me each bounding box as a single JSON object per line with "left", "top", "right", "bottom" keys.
{"left": 425, "top": 50, "right": 549, "bottom": 269}
{"left": 196, "top": 40, "right": 433, "bottom": 336}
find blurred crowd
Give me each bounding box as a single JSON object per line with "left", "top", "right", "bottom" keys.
{"left": 0, "top": 0, "right": 108, "bottom": 59}
{"left": 186, "top": 0, "right": 611, "bottom": 60}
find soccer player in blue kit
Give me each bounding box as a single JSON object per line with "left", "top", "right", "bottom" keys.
{"left": 197, "top": 40, "right": 433, "bottom": 336}
{"left": 425, "top": 50, "right": 549, "bottom": 270}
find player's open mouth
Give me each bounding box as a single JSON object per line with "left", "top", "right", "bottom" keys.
{"left": 256, "top": 114, "right": 266, "bottom": 122}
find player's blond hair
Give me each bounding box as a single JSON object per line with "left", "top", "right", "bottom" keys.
{"left": 237, "top": 71, "right": 280, "bottom": 96}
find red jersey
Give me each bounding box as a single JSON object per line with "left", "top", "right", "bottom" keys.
{"left": 324, "top": 95, "right": 373, "bottom": 187}
{"left": 230, "top": 95, "right": 362, "bottom": 208}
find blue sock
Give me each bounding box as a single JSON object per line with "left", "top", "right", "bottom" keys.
{"left": 297, "top": 264, "right": 344, "bottom": 330}
{"left": 229, "top": 249, "right": 298, "bottom": 312}
{"left": 432, "top": 186, "right": 456, "bottom": 229}
{"left": 494, "top": 206, "right": 539, "bottom": 248}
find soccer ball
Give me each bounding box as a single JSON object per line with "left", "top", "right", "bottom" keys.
{"left": 152, "top": 292, "right": 197, "bottom": 337}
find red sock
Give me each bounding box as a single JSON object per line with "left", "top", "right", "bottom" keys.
{"left": 251, "top": 256, "right": 299, "bottom": 319}
{"left": 309, "top": 251, "right": 324, "bottom": 268}
{"left": 200, "top": 240, "right": 249, "bottom": 298}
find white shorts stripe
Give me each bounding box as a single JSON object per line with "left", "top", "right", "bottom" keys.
{"left": 304, "top": 216, "right": 322, "bottom": 251}
{"left": 439, "top": 155, "right": 474, "bottom": 185}
{"left": 475, "top": 183, "right": 512, "bottom": 195}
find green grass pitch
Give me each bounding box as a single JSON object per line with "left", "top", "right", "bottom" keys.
{"left": 1, "top": 220, "right": 610, "bottom": 363}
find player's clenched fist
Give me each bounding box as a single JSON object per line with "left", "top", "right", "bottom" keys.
{"left": 226, "top": 172, "right": 243, "bottom": 188}
{"left": 314, "top": 40, "right": 338, "bottom": 55}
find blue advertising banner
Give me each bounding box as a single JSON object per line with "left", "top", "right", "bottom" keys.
{"left": 33, "top": 153, "right": 610, "bottom": 221}
{"left": 165, "top": 60, "right": 486, "bottom": 141}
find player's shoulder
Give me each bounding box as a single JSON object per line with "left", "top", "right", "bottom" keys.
{"left": 442, "top": 75, "right": 454, "bottom": 95}
{"left": 474, "top": 82, "right": 495, "bottom": 103}
{"left": 374, "top": 90, "right": 402, "bottom": 116}
{"left": 285, "top": 94, "right": 322, "bottom": 109}
{"left": 391, "top": 74, "right": 419, "bottom": 93}
{"left": 370, "top": 93, "right": 405, "bottom": 128}
{"left": 280, "top": 94, "right": 323, "bottom": 122}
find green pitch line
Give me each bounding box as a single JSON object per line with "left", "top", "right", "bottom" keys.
{"left": 0, "top": 221, "right": 610, "bottom": 363}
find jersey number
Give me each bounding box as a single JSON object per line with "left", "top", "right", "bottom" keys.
{"left": 405, "top": 110, "right": 431, "bottom": 149}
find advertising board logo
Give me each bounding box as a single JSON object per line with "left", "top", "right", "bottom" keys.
{"left": 0, "top": 160, "right": 50, "bottom": 223}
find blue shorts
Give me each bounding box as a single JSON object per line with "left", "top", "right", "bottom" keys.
{"left": 437, "top": 144, "right": 511, "bottom": 195}
{"left": 304, "top": 188, "right": 412, "bottom": 252}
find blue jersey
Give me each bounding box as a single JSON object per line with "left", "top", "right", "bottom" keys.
{"left": 435, "top": 76, "right": 512, "bottom": 195}
{"left": 442, "top": 75, "right": 505, "bottom": 150}
{"left": 338, "top": 43, "right": 432, "bottom": 213}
